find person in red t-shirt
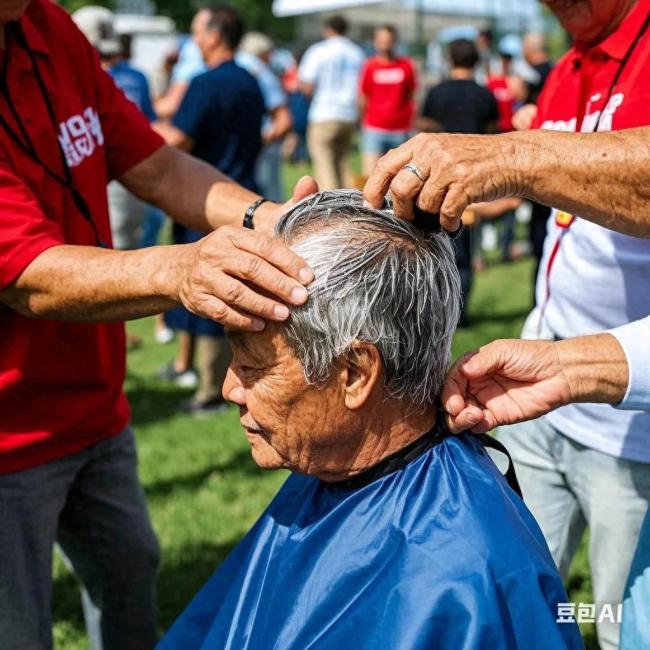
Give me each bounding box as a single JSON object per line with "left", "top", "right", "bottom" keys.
{"left": 359, "top": 25, "right": 416, "bottom": 175}
{"left": 0, "top": 2, "right": 317, "bottom": 648}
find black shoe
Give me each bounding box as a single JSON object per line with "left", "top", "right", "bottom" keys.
{"left": 179, "top": 397, "right": 229, "bottom": 416}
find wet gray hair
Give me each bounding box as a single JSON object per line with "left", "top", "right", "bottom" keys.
{"left": 275, "top": 190, "right": 461, "bottom": 407}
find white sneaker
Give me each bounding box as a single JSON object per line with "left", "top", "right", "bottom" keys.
{"left": 154, "top": 327, "right": 175, "bottom": 344}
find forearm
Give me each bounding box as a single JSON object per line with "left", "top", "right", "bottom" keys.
{"left": 555, "top": 333, "right": 629, "bottom": 405}
{"left": 0, "top": 244, "right": 189, "bottom": 321}
{"left": 264, "top": 107, "right": 293, "bottom": 144}
{"left": 510, "top": 128, "right": 650, "bottom": 237}
{"left": 121, "top": 145, "right": 262, "bottom": 232}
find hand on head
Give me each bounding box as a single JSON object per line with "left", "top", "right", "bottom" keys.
{"left": 178, "top": 176, "right": 318, "bottom": 331}
{"left": 362, "top": 133, "right": 521, "bottom": 232}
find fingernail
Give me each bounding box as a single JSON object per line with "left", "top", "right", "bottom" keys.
{"left": 290, "top": 286, "right": 308, "bottom": 303}
{"left": 274, "top": 304, "right": 290, "bottom": 320}
{"left": 299, "top": 267, "right": 314, "bottom": 284}
{"left": 251, "top": 319, "right": 265, "bottom": 331}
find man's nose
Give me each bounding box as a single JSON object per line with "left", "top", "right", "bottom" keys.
{"left": 223, "top": 367, "right": 246, "bottom": 406}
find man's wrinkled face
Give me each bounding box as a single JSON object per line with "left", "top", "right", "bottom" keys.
{"left": 543, "top": 0, "right": 636, "bottom": 43}
{"left": 222, "top": 324, "right": 354, "bottom": 476}
{"left": 0, "top": 0, "right": 31, "bottom": 23}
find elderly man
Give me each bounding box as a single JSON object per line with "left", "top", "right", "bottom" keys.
{"left": 158, "top": 191, "right": 582, "bottom": 650}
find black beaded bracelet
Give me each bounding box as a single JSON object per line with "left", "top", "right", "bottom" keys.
{"left": 243, "top": 197, "right": 269, "bottom": 230}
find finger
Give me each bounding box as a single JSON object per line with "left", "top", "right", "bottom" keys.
{"left": 191, "top": 296, "right": 266, "bottom": 332}
{"left": 362, "top": 146, "right": 414, "bottom": 208}
{"left": 459, "top": 342, "right": 511, "bottom": 379}
{"left": 229, "top": 229, "right": 314, "bottom": 287}
{"left": 389, "top": 166, "right": 427, "bottom": 220}
{"left": 446, "top": 406, "right": 486, "bottom": 434}
{"left": 220, "top": 249, "right": 310, "bottom": 306}
{"left": 214, "top": 274, "right": 294, "bottom": 322}
{"left": 292, "top": 175, "right": 319, "bottom": 203}
{"left": 415, "top": 180, "right": 446, "bottom": 217}
{"left": 438, "top": 184, "right": 471, "bottom": 232}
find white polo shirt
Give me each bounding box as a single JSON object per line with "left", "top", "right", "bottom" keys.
{"left": 298, "top": 35, "right": 364, "bottom": 124}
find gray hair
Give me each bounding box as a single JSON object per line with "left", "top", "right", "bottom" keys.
{"left": 275, "top": 190, "right": 461, "bottom": 407}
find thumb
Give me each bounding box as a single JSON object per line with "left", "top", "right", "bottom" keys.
{"left": 292, "top": 175, "right": 319, "bottom": 204}
{"left": 459, "top": 342, "right": 510, "bottom": 379}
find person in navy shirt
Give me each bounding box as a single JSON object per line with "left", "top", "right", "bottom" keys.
{"left": 156, "top": 6, "right": 265, "bottom": 415}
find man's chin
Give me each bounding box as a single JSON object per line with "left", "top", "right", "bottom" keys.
{"left": 246, "top": 432, "right": 285, "bottom": 470}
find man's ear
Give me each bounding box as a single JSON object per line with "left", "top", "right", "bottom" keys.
{"left": 340, "top": 342, "right": 383, "bottom": 410}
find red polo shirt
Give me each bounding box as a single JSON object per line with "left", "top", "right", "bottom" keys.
{"left": 360, "top": 56, "right": 416, "bottom": 131}
{"left": 534, "top": 0, "right": 650, "bottom": 133}
{"left": 0, "top": 0, "right": 164, "bottom": 473}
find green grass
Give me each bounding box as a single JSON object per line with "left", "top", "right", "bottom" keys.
{"left": 52, "top": 161, "right": 596, "bottom": 649}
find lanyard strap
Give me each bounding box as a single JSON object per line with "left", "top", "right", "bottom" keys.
{"left": 0, "top": 22, "right": 106, "bottom": 247}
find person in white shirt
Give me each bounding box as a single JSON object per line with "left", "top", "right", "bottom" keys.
{"left": 298, "top": 15, "right": 364, "bottom": 190}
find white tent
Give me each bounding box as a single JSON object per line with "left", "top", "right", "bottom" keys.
{"left": 273, "top": 0, "right": 542, "bottom": 26}
{"left": 273, "top": 0, "right": 388, "bottom": 17}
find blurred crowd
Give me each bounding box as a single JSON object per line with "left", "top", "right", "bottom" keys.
{"left": 73, "top": 6, "right": 558, "bottom": 417}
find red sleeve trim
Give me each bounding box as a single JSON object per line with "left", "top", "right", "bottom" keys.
{"left": 0, "top": 237, "right": 63, "bottom": 290}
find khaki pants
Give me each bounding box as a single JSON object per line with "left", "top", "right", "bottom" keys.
{"left": 195, "top": 336, "right": 232, "bottom": 403}
{"left": 307, "top": 121, "right": 356, "bottom": 190}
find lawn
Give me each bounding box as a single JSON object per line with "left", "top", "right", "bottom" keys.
{"left": 52, "top": 164, "right": 596, "bottom": 648}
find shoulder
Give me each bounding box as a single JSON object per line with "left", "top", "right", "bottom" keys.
{"left": 25, "top": 0, "right": 93, "bottom": 52}
{"left": 414, "top": 435, "right": 556, "bottom": 576}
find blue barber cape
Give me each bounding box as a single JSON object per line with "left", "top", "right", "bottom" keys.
{"left": 159, "top": 434, "right": 583, "bottom": 649}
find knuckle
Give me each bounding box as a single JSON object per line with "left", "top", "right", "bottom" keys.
{"left": 224, "top": 282, "right": 246, "bottom": 304}
{"left": 255, "top": 235, "right": 275, "bottom": 258}
{"left": 210, "top": 301, "right": 229, "bottom": 321}
{"left": 243, "top": 255, "right": 264, "bottom": 278}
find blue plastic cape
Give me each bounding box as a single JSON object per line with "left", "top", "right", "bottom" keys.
{"left": 159, "top": 434, "right": 583, "bottom": 649}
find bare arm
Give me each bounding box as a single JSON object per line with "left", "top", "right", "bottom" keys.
{"left": 363, "top": 128, "right": 650, "bottom": 237}
{"left": 0, "top": 226, "right": 313, "bottom": 330}
{"left": 119, "top": 145, "right": 278, "bottom": 233}
{"left": 154, "top": 81, "right": 190, "bottom": 120}
{"left": 263, "top": 105, "right": 293, "bottom": 145}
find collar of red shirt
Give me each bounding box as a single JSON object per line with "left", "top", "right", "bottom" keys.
{"left": 571, "top": 0, "right": 650, "bottom": 63}
{"left": 18, "top": 5, "right": 50, "bottom": 57}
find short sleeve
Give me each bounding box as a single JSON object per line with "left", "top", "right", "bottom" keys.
{"left": 138, "top": 72, "right": 157, "bottom": 123}
{"left": 485, "top": 90, "right": 500, "bottom": 124}
{"left": 172, "top": 75, "right": 216, "bottom": 142}
{"left": 608, "top": 317, "right": 650, "bottom": 410}
{"left": 298, "top": 45, "right": 320, "bottom": 84}
{"left": 360, "top": 61, "right": 372, "bottom": 95}
{"left": 405, "top": 60, "right": 417, "bottom": 93}
{"left": 88, "top": 46, "right": 164, "bottom": 179}
{"left": 0, "top": 159, "right": 64, "bottom": 289}
{"left": 421, "top": 88, "right": 439, "bottom": 119}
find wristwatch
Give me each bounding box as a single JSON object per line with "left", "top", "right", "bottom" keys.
{"left": 243, "top": 197, "right": 269, "bottom": 230}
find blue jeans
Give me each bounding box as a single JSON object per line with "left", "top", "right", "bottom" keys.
{"left": 0, "top": 428, "right": 159, "bottom": 650}
{"left": 360, "top": 127, "right": 410, "bottom": 155}
{"left": 498, "top": 417, "right": 650, "bottom": 650}
{"left": 255, "top": 142, "right": 284, "bottom": 203}
{"left": 621, "top": 508, "right": 650, "bottom": 648}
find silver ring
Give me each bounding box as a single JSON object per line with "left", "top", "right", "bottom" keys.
{"left": 402, "top": 163, "right": 425, "bottom": 182}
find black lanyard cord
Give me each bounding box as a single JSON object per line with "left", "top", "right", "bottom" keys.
{"left": 591, "top": 10, "right": 650, "bottom": 132}
{"left": 0, "top": 22, "right": 106, "bottom": 247}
